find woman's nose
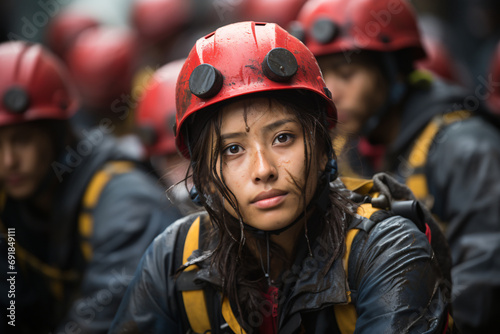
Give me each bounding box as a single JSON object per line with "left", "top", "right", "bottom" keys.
{"left": 0, "top": 143, "right": 16, "bottom": 170}
{"left": 252, "top": 149, "right": 277, "bottom": 183}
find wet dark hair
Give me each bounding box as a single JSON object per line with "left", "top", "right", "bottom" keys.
{"left": 33, "top": 119, "right": 72, "bottom": 154}
{"left": 184, "top": 89, "right": 355, "bottom": 330}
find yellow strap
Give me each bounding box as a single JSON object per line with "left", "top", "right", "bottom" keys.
{"left": 11, "top": 241, "right": 79, "bottom": 300}
{"left": 448, "top": 313, "right": 454, "bottom": 331}
{"left": 180, "top": 218, "right": 249, "bottom": 333}
{"left": 334, "top": 303, "right": 357, "bottom": 334}
{"left": 406, "top": 110, "right": 471, "bottom": 201}
{"left": 342, "top": 229, "right": 360, "bottom": 281}
{"left": 333, "top": 191, "right": 383, "bottom": 334}
{"left": 356, "top": 203, "right": 381, "bottom": 219}
{"left": 406, "top": 174, "right": 429, "bottom": 200}
{"left": 11, "top": 243, "right": 79, "bottom": 281}
{"left": 409, "top": 109, "right": 471, "bottom": 170}
{"left": 408, "top": 121, "right": 440, "bottom": 168}
{"left": 78, "top": 161, "right": 134, "bottom": 261}
{"left": 181, "top": 217, "right": 211, "bottom": 333}
{"left": 222, "top": 297, "right": 247, "bottom": 334}
{"left": 340, "top": 177, "right": 374, "bottom": 195}
{"left": 334, "top": 227, "right": 360, "bottom": 334}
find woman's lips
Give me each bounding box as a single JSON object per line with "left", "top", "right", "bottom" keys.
{"left": 251, "top": 189, "right": 288, "bottom": 209}
{"left": 5, "top": 174, "right": 25, "bottom": 186}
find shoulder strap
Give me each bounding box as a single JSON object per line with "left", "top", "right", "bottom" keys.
{"left": 333, "top": 200, "right": 381, "bottom": 334}
{"left": 180, "top": 217, "right": 247, "bottom": 334}
{"left": 181, "top": 217, "right": 212, "bottom": 333}
{"left": 333, "top": 227, "right": 359, "bottom": 334}
{"left": 78, "top": 161, "right": 135, "bottom": 261}
{"left": 406, "top": 110, "right": 471, "bottom": 201}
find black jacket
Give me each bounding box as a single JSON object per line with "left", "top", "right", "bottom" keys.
{"left": 0, "top": 131, "right": 183, "bottom": 333}
{"left": 110, "top": 195, "right": 450, "bottom": 333}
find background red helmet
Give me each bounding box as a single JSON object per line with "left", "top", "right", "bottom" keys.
{"left": 45, "top": 9, "right": 100, "bottom": 60}
{"left": 130, "top": 0, "right": 192, "bottom": 43}
{"left": 415, "top": 34, "right": 460, "bottom": 83}
{"left": 0, "top": 41, "right": 78, "bottom": 127}
{"left": 487, "top": 41, "right": 500, "bottom": 115}
{"left": 292, "top": 0, "right": 425, "bottom": 60}
{"left": 237, "top": 0, "right": 308, "bottom": 28}
{"left": 175, "top": 21, "right": 336, "bottom": 158}
{"left": 65, "top": 26, "right": 139, "bottom": 109}
{"left": 136, "top": 59, "right": 184, "bottom": 157}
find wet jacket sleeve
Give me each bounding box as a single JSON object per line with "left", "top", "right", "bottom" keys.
{"left": 56, "top": 170, "right": 183, "bottom": 334}
{"left": 349, "top": 215, "right": 449, "bottom": 333}
{"left": 109, "top": 216, "right": 194, "bottom": 334}
{"left": 426, "top": 118, "right": 500, "bottom": 333}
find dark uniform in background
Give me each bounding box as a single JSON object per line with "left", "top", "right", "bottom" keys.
{"left": 0, "top": 41, "right": 182, "bottom": 333}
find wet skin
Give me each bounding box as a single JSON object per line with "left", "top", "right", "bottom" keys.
{"left": 217, "top": 98, "right": 325, "bottom": 234}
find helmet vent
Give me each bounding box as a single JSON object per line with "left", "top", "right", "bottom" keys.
{"left": 3, "top": 86, "right": 30, "bottom": 114}
{"left": 312, "top": 18, "right": 339, "bottom": 44}
{"left": 262, "top": 48, "right": 298, "bottom": 82}
{"left": 189, "top": 64, "right": 223, "bottom": 99}
{"left": 288, "top": 21, "right": 306, "bottom": 42}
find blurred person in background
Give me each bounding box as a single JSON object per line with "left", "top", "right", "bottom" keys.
{"left": 135, "top": 59, "right": 200, "bottom": 215}
{"left": 443, "top": 0, "right": 500, "bottom": 92}
{"left": 45, "top": 8, "right": 144, "bottom": 159}
{"left": 130, "top": 0, "right": 194, "bottom": 66}
{"left": 0, "top": 41, "right": 182, "bottom": 333}
{"left": 292, "top": 0, "right": 500, "bottom": 332}
{"left": 44, "top": 8, "right": 100, "bottom": 61}
{"left": 64, "top": 25, "right": 145, "bottom": 159}
{"left": 415, "top": 14, "right": 470, "bottom": 87}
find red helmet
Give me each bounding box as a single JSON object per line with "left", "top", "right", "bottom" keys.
{"left": 175, "top": 21, "right": 336, "bottom": 158}
{"left": 65, "top": 27, "right": 139, "bottom": 108}
{"left": 45, "top": 9, "right": 99, "bottom": 59}
{"left": 130, "top": 0, "right": 192, "bottom": 43}
{"left": 415, "top": 35, "right": 460, "bottom": 83}
{"left": 488, "top": 41, "right": 500, "bottom": 115}
{"left": 291, "top": 0, "right": 425, "bottom": 60}
{"left": 0, "top": 41, "right": 78, "bottom": 127}
{"left": 237, "top": 0, "right": 308, "bottom": 28}
{"left": 136, "top": 59, "right": 184, "bottom": 157}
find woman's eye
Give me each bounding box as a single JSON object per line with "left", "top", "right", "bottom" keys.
{"left": 223, "top": 144, "right": 242, "bottom": 155}
{"left": 273, "top": 133, "right": 294, "bottom": 145}
{"left": 339, "top": 69, "right": 354, "bottom": 80}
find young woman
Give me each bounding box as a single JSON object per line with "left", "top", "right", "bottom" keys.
{"left": 110, "top": 22, "right": 451, "bottom": 333}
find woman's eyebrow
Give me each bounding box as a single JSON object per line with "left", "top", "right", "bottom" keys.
{"left": 262, "top": 118, "right": 296, "bottom": 134}
{"left": 221, "top": 131, "right": 244, "bottom": 141}
{"left": 221, "top": 118, "right": 296, "bottom": 141}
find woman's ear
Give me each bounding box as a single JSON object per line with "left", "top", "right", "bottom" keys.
{"left": 319, "top": 146, "right": 338, "bottom": 181}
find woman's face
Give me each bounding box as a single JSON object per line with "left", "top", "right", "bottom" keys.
{"left": 0, "top": 122, "right": 55, "bottom": 200}
{"left": 318, "top": 53, "right": 388, "bottom": 136}
{"left": 215, "top": 98, "right": 325, "bottom": 231}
